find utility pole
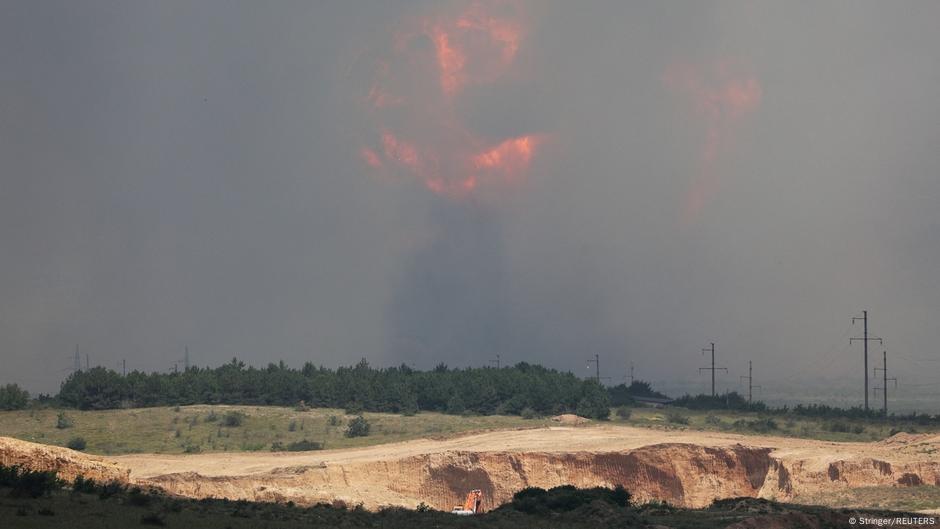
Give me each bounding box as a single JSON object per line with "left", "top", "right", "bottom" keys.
{"left": 490, "top": 354, "right": 501, "bottom": 369}
{"left": 699, "top": 342, "right": 727, "bottom": 397}
{"left": 739, "top": 361, "right": 761, "bottom": 404}
{"left": 626, "top": 362, "right": 635, "bottom": 385}
{"left": 184, "top": 347, "right": 190, "bottom": 371}
{"left": 85, "top": 353, "right": 89, "bottom": 370}
{"left": 73, "top": 344, "right": 81, "bottom": 373}
{"left": 873, "top": 350, "right": 897, "bottom": 417}
{"left": 122, "top": 359, "right": 126, "bottom": 377}
{"left": 851, "top": 310, "right": 882, "bottom": 412}
{"left": 587, "top": 354, "right": 600, "bottom": 383}
{"left": 586, "top": 354, "right": 611, "bottom": 384}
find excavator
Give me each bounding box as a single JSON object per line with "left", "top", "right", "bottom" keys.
{"left": 451, "top": 489, "right": 483, "bottom": 515}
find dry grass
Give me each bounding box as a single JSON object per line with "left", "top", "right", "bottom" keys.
{"left": 0, "top": 406, "right": 549, "bottom": 455}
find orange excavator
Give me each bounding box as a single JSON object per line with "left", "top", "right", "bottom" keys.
{"left": 451, "top": 489, "right": 483, "bottom": 515}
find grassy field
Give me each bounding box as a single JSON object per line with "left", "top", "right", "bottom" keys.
{"left": 1, "top": 404, "right": 936, "bottom": 456}
{"left": 612, "top": 406, "right": 939, "bottom": 443}
{"left": 0, "top": 405, "right": 550, "bottom": 455}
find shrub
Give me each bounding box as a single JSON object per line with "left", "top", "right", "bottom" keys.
{"left": 205, "top": 410, "right": 219, "bottom": 422}
{"left": 222, "top": 411, "right": 245, "bottom": 427}
{"left": 0, "top": 465, "right": 63, "bottom": 498}
{"left": 288, "top": 420, "right": 297, "bottom": 432}
{"left": 345, "top": 415, "right": 371, "bottom": 438}
{"left": 73, "top": 475, "right": 97, "bottom": 493}
{"left": 664, "top": 411, "right": 689, "bottom": 425}
{"left": 294, "top": 400, "right": 311, "bottom": 412}
{"left": 66, "top": 437, "right": 87, "bottom": 451}
{"left": 285, "top": 439, "right": 323, "bottom": 451}
{"left": 56, "top": 412, "right": 74, "bottom": 429}
{"left": 97, "top": 480, "right": 125, "bottom": 499}
{"left": 127, "top": 486, "right": 151, "bottom": 506}
{"left": 509, "top": 485, "right": 631, "bottom": 514}
{"left": 615, "top": 406, "right": 632, "bottom": 420}
{"left": 328, "top": 415, "right": 342, "bottom": 427}
{"left": 345, "top": 402, "right": 364, "bottom": 415}
{"left": 704, "top": 414, "right": 722, "bottom": 425}
{"left": 521, "top": 407, "right": 538, "bottom": 420}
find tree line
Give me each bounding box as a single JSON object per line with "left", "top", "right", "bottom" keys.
{"left": 52, "top": 359, "right": 613, "bottom": 419}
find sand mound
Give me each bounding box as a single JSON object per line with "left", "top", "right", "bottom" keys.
{"left": 551, "top": 414, "right": 590, "bottom": 425}
{"left": 0, "top": 436, "right": 129, "bottom": 484}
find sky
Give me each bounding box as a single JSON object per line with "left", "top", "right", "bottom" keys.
{"left": 1, "top": 1, "right": 939, "bottom": 411}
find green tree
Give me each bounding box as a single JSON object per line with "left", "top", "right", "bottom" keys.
{"left": 0, "top": 383, "right": 29, "bottom": 410}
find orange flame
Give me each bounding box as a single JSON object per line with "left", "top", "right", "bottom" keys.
{"left": 359, "top": 1, "right": 542, "bottom": 199}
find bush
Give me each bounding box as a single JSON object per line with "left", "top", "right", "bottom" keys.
{"left": 328, "top": 415, "right": 342, "bottom": 427}
{"left": 521, "top": 407, "right": 538, "bottom": 420}
{"left": 66, "top": 437, "right": 87, "bottom": 451}
{"left": 0, "top": 465, "right": 63, "bottom": 498}
{"left": 664, "top": 411, "right": 689, "bottom": 425}
{"left": 73, "top": 475, "right": 97, "bottom": 494}
{"left": 222, "top": 411, "right": 245, "bottom": 427}
{"left": 704, "top": 414, "right": 722, "bottom": 425}
{"left": 294, "top": 400, "right": 311, "bottom": 412}
{"left": 286, "top": 439, "right": 323, "bottom": 451}
{"left": 509, "top": 485, "right": 632, "bottom": 514}
{"left": 205, "top": 411, "right": 219, "bottom": 422}
{"left": 56, "top": 412, "right": 74, "bottom": 429}
{"left": 288, "top": 420, "right": 297, "bottom": 432}
{"left": 345, "top": 415, "right": 371, "bottom": 438}
{"left": 127, "top": 486, "right": 151, "bottom": 506}
{"left": 615, "top": 406, "right": 632, "bottom": 420}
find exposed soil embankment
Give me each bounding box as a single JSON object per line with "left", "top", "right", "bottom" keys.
{"left": 0, "top": 436, "right": 129, "bottom": 484}
{"left": 136, "top": 438, "right": 940, "bottom": 511}
{"left": 142, "top": 444, "right": 776, "bottom": 509}
{"left": 5, "top": 426, "right": 940, "bottom": 512}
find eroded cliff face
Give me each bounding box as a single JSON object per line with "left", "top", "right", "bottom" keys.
{"left": 4, "top": 433, "right": 939, "bottom": 512}
{"left": 140, "top": 441, "right": 940, "bottom": 511}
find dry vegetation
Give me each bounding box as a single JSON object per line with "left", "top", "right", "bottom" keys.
{"left": 0, "top": 405, "right": 551, "bottom": 455}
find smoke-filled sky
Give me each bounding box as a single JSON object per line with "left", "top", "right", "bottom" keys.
{"left": 2, "top": 1, "right": 939, "bottom": 409}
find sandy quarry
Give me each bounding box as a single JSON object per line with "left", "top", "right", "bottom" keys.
{"left": 5, "top": 425, "right": 940, "bottom": 511}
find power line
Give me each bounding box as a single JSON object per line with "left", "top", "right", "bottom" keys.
{"left": 851, "top": 310, "right": 882, "bottom": 412}
{"left": 699, "top": 342, "right": 727, "bottom": 397}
